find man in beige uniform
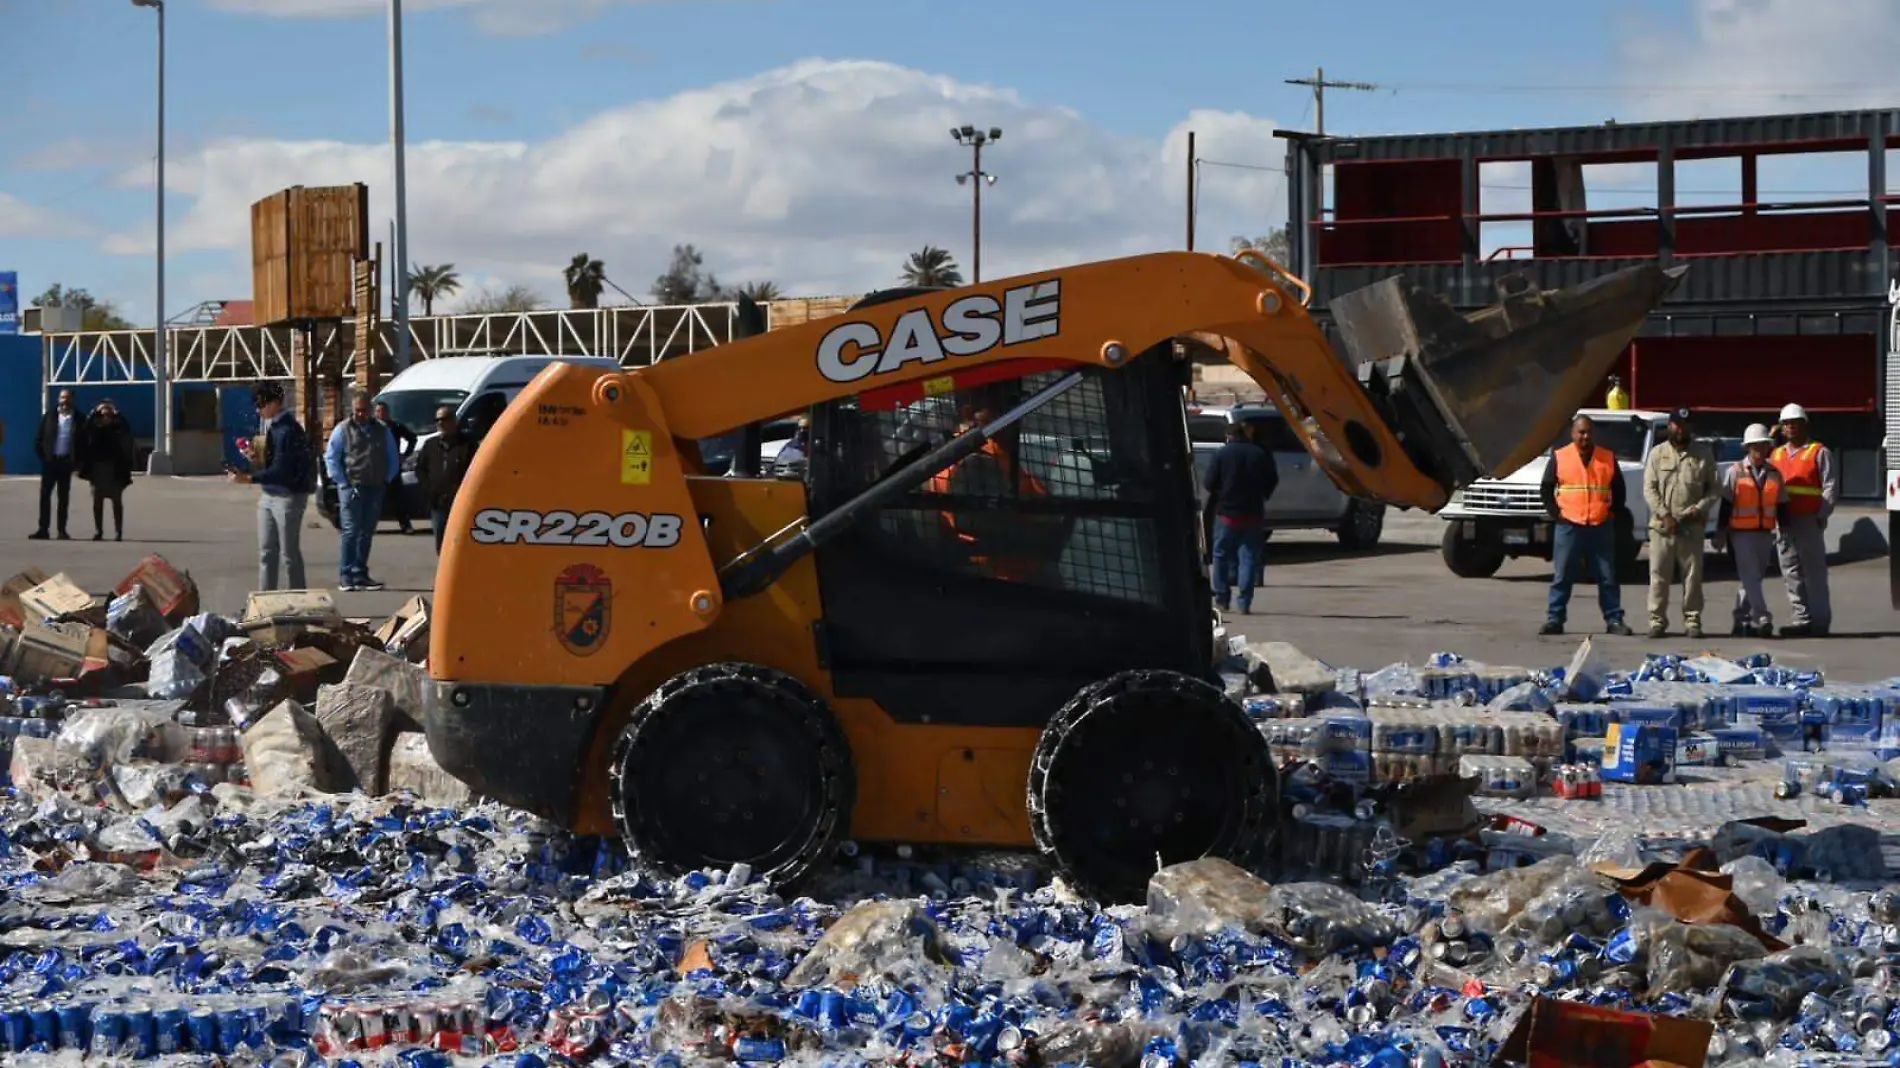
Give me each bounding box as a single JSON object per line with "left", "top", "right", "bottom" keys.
{"left": 1642, "top": 407, "right": 1719, "bottom": 638}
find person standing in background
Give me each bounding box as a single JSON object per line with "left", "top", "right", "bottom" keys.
{"left": 228, "top": 382, "right": 315, "bottom": 591}
{"left": 1721, "top": 423, "right": 1785, "bottom": 638}
{"left": 325, "top": 393, "right": 400, "bottom": 592}
{"left": 29, "top": 389, "right": 79, "bottom": 540}
{"left": 374, "top": 400, "right": 419, "bottom": 536}
{"left": 1201, "top": 420, "right": 1279, "bottom": 615}
{"left": 79, "top": 398, "right": 137, "bottom": 541}
{"left": 1540, "top": 415, "right": 1633, "bottom": 636}
{"left": 1641, "top": 408, "right": 1718, "bottom": 638}
{"left": 416, "top": 405, "right": 476, "bottom": 555}
{"left": 1770, "top": 403, "right": 1838, "bottom": 636}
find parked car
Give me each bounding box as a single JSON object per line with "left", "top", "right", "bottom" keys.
{"left": 1187, "top": 403, "right": 1387, "bottom": 549}
{"left": 1436, "top": 409, "right": 1727, "bottom": 578}
{"left": 316, "top": 354, "right": 621, "bottom": 529}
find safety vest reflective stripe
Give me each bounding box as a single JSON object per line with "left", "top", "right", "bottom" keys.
{"left": 1770, "top": 442, "right": 1824, "bottom": 516}
{"left": 1554, "top": 444, "right": 1616, "bottom": 525}
{"left": 1731, "top": 467, "right": 1780, "bottom": 532}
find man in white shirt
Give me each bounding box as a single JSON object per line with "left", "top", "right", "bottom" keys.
{"left": 30, "top": 390, "right": 79, "bottom": 540}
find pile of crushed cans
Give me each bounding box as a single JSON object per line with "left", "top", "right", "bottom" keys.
{"left": 5, "top": 572, "right": 1900, "bottom": 1066}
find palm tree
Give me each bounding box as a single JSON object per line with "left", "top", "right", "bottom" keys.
{"left": 733, "top": 281, "right": 783, "bottom": 302}
{"left": 564, "top": 252, "right": 606, "bottom": 309}
{"left": 407, "top": 263, "right": 461, "bottom": 316}
{"left": 901, "top": 246, "right": 964, "bottom": 288}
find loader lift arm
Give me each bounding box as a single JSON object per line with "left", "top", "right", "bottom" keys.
{"left": 628, "top": 250, "right": 1683, "bottom": 517}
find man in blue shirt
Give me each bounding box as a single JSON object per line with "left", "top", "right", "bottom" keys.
{"left": 324, "top": 393, "right": 401, "bottom": 592}
{"left": 227, "top": 382, "right": 315, "bottom": 590}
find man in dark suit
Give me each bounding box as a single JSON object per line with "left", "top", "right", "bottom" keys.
{"left": 30, "top": 389, "right": 80, "bottom": 540}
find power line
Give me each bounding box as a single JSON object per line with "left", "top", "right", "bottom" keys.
{"left": 1285, "top": 67, "right": 1379, "bottom": 135}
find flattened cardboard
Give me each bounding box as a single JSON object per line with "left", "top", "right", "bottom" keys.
{"left": 1497, "top": 997, "right": 1712, "bottom": 1068}
{"left": 0, "top": 568, "right": 51, "bottom": 629}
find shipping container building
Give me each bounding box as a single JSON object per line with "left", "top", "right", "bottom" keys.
{"left": 1279, "top": 107, "right": 1900, "bottom": 500}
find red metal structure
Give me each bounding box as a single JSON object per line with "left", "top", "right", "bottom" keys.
{"left": 1279, "top": 109, "right": 1898, "bottom": 500}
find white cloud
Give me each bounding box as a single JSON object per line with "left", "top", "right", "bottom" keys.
{"left": 1618, "top": 0, "right": 1900, "bottom": 119}
{"left": 204, "top": 0, "right": 754, "bottom": 37}
{"left": 0, "top": 193, "right": 84, "bottom": 240}
{"left": 106, "top": 58, "right": 1288, "bottom": 305}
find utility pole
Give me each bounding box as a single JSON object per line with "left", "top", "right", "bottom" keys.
{"left": 1284, "top": 66, "right": 1378, "bottom": 136}
{"left": 131, "top": 0, "right": 171, "bottom": 474}
{"left": 389, "top": 0, "right": 413, "bottom": 373}
{"left": 953, "top": 125, "right": 1000, "bottom": 283}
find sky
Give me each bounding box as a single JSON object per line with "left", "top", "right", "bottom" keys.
{"left": 1, "top": 0, "right": 1897, "bottom": 324}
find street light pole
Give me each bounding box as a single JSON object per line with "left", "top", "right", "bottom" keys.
{"left": 132, "top": 0, "right": 171, "bottom": 474}
{"left": 952, "top": 125, "right": 1000, "bottom": 283}
{"left": 389, "top": 0, "right": 413, "bottom": 373}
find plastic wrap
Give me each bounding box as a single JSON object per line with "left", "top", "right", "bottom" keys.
{"left": 1260, "top": 882, "right": 1398, "bottom": 954}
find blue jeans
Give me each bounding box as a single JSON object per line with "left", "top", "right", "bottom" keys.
{"left": 1548, "top": 521, "right": 1622, "bottom": 626}
{"left": 337, "top": 482, "right": 387, "bottom": 584}
{"left": 1211, "top": 519, "right": 1267, "bottom": 610}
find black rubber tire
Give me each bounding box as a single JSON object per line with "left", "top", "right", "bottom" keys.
{"left": 1027, "top": 670, "right": 1278, "bottom": 905}
{"left": 609, "top": 662, "right": 854, "bottom": 887}
{"left": 1441, "top": 524, "right": 1505, "bottom": 578}
{"left": 1337, "top": 500, "right": 1386, "bottom": 550}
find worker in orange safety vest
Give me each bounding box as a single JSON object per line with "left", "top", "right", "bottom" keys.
{"left": 1721, "top": 423, "right": 1786, "bottom": 638}
{"left": 1769, "top": 403, "right": 1837, "bottom": 637}
{"left": 1538, "top": 415, "right": 1633, "bottom": 637}
{"left": 928, "top": 404, "right": 1054, "bottom": 583}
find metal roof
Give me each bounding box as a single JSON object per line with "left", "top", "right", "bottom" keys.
{"left": 1284, "top": 106, "right": 1900, "bottom": 163}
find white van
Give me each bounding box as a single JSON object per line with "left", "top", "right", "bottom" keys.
{"left": 317, "top": 354, "right": 620, "bottom": 529}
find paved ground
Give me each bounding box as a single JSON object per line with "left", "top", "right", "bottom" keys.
{"left": 1226, "top": 508, "right": 1900, "bottom": 683}
{"left": 2, "top": 475, "right": 1894, "bottom": 682}
{"left": 0, "top": 475, "right": 440, "bottom": 622}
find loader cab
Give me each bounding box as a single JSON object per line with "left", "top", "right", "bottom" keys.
{"left": 803, "top": 291, "right": 1211, "bottom": 727}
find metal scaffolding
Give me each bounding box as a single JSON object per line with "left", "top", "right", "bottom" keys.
{"left": 41, "top": 302, "right": 749, "bottom": 388}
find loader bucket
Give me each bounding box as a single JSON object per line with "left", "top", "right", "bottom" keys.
{"left": 1334, "top": 263, "right": 1686, "bottom": 485}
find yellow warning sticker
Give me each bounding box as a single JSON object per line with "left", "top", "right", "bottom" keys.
{"left": 621, "top": 429, "right": 653, "bottom": 485}
{"left": 922, "top": 375, "right": 956, "bottom": 397}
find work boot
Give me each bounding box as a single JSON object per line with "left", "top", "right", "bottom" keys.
{"left": 1780, "top": 623, "right": 1811, "bottom": 638}
{"left": 1647, "top": 623, "right": 1666, "bottom": 639}
{"left": 27, "top": 530, "right": 47, "bottom": 540}
{"left": 1605, "top": 621, "right": 1634, "bottom": 637}
{"left": 1539, "top": 620, "right": 1563, "bottom": 636}
{"left": 1731, "top": 619, "right": 1747, "bottom": 637}
{"left": 1686, "top": 621, "right": 1704, "bottom": 640}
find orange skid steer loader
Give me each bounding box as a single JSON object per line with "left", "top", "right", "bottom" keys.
{"left": 421, "top": 250, "right": 1682, "bottom": 902}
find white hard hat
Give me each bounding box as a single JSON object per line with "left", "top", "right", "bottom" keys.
{"left": 1779, "top": 403, "right": 1808, "bottom": 423}
{"left": 1743, "top": 423, "right": 1773, "bottom": 446}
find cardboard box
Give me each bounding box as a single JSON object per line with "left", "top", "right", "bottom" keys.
{"left": 20, "top": 574, "right": 103, "bottom": 627}
{"left": 115, "top": 554, "right": 200, "bottom": 625}
{"left": 1603, "top": 722, "right": 1678, "bottom": 784}
{"left": 7, "top": 618, "right": 93, "bottom": 682}
{"left": 272, "top": 646, "right": 339, "bottom": 702}
{"left": 374, "top": 595, "right": 431, "bottom": 662}
{"left": 241, "top": 590, "right": 343, "bottom": 645}
{"left": 1497, "top": 996, "right": 1712, "bottom": 1068}
{"left": 0, "top": 568, "right": 51, "bottom": 629}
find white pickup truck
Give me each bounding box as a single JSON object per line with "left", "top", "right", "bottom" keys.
{"left": 1438, "top": 408, "right": 1734, "bottom": 579}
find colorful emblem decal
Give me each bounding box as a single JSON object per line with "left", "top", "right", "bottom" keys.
{"left": 554, "top": 563, "right": 612, "bottom": 656}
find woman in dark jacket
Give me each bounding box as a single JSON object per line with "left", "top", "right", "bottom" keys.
{"left": 79, "top": 398, "right": 136, "bottom": 540}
